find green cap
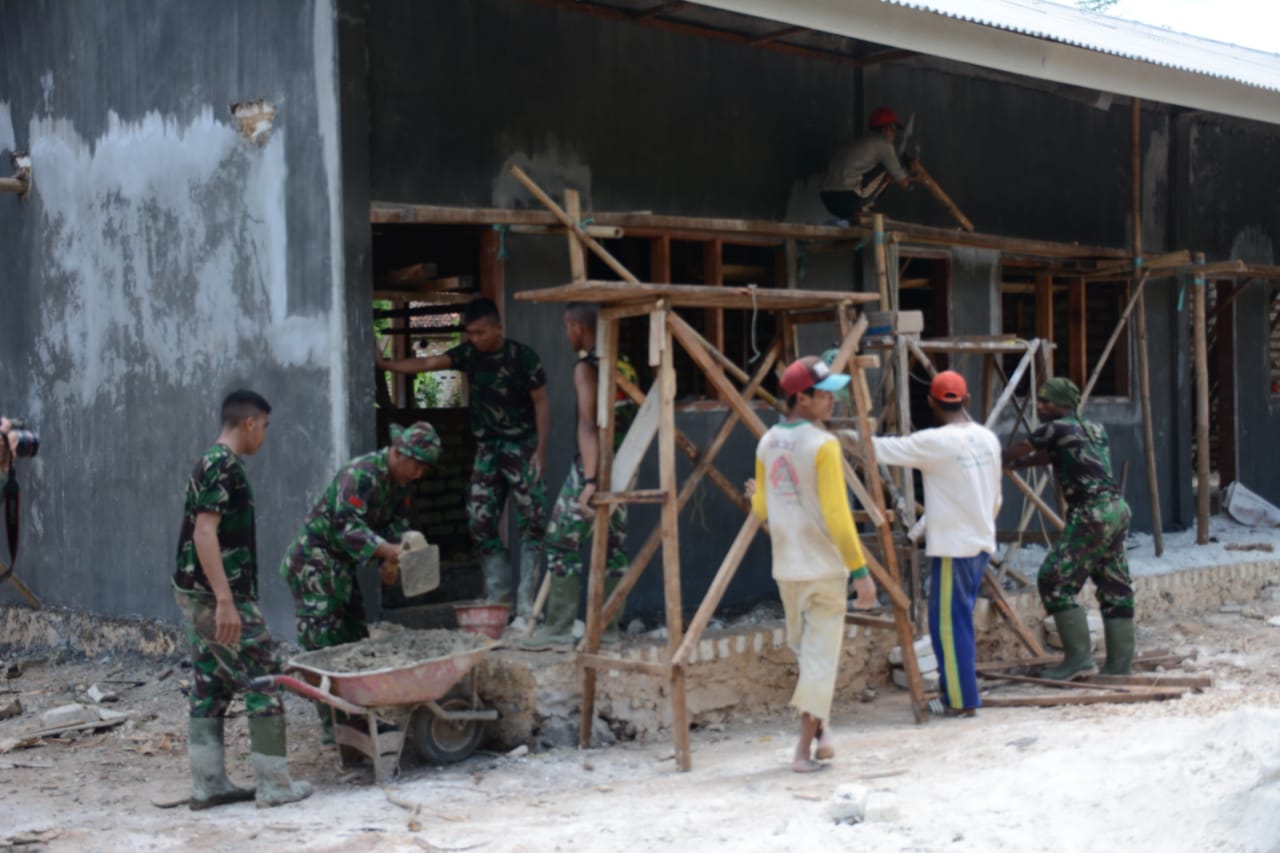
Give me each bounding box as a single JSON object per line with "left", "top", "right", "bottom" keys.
{"left": 1037, "top": 377, "right": 1081, "bottom": 410}
{"left": 391, "top": 422, "right": 441, "bottom": 465}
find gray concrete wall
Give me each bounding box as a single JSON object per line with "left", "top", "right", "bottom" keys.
{"left": 354, "top": 0, "right": 1279, "bottom": 615}
{"left": 0, "top": 0, "right": 365, "bottom": 632}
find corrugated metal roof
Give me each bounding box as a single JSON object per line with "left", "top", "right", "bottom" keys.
{"left": 884, "top": 0, "right": 1280, "bottom": 93}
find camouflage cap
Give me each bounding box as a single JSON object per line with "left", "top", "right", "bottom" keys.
{"left": 1038, "top": 377, "right": 1081, "bottom": 410}
{"left": 391, "top": 422, "right": 441, "bottom": 465}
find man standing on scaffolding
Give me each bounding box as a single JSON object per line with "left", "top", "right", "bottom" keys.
{"left": 820, "top": 106, "right": 914, "bottom": 224}
{"left": 1003, "top": 377, "right": 1135, "bottom": 679}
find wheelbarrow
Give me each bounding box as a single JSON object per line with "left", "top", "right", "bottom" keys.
{"left": 250, "top": 635, "right": 499, "bottom": 783}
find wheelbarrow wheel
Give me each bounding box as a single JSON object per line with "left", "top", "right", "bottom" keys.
{"left": 413, "top": 697, "right": 485, "bottom": 764}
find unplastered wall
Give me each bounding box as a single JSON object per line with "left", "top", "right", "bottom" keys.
{"left": 0, "top": 0, "right": 360, "bottom": 631}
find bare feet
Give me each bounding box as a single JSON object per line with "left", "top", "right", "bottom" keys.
{"left": 792, "top": 756, "right": 828, "bottom": 773}
{"left": 814, "top": 727, "right": 835, "bottom": 761}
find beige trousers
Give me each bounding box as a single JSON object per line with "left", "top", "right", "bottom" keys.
{"left": 776, "top": 576, "right": 846, "bottom": 723}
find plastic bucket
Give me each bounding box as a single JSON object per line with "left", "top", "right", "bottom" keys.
{"left": 454, "top": 602, "right": 510, "bottom": 640}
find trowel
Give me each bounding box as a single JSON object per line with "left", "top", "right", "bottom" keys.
{"left": 398, "top": 530, "right": 440, "bottom": 598}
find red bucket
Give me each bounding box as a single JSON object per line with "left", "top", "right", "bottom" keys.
{"left": 453, "top": 602, "right": 510, "bottom": 640}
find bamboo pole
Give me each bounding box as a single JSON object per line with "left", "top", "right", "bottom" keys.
{"left": 1081, "top": 270, "right": 1150, "bottom": 405}
{"left": 909, "top": 161, "right": 975, "bottom": 231}
{"left": 655, "top": 314, "right": 691, "bottom": 771}
{"left": 1131, "top": 98, "right": 1164, "bottom": 556}
{"left": 578, "top": 309, "right": 621, "bottom": 748}
{"left": 1193, "top": 251, "right": 1211, "bottom": 543}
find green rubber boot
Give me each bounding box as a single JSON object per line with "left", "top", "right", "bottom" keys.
{"left": 248, "top": 715, "right": 313, "bottom": 808}
{"left": 522, "top": 572, "right": 581, "bottom": 650}
{"left": 601, "top": 574, "right": 625, "bottom": 645}
{"left": 516, "top": 546, "right": 543, "bottom": 620}
{"left": 481, "top": 552, "right": 513, "bottom": 606}
{"left": 187, "top": 717, "right": 255, "bottom": 810}
{"left": 1041, "top": 607, "right": 1098, "bottom": 681}
{"left": 1100, "top": 617, "right": 1136, "bottom": 675}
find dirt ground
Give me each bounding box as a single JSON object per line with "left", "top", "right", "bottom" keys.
{"left": 3, "top": 585, "right": 1280, "bottom": 853}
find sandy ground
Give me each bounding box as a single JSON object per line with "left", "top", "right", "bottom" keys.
{"left": 3, "top": 580, "right": 1280, "bottom": 852}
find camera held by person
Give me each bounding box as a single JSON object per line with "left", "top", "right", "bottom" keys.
{"left": 0, "top": 416, "right": 39, "bottom": 472}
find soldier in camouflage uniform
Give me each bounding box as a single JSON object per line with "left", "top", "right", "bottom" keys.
{"left": 525, "top": 303, "right": 638, "bottom": 649}
{"left": 1004, "top": 377, "right": 1136, "bottom": 678}
{"left": 378, "top": 298, "right": 549, "bottom": 617}
{"left": 280, "top": 422, "right": 440, "bottom": 738}
{"left": 172, "top": 389, "right": 311, "bottom": 809}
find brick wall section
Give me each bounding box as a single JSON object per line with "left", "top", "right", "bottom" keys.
{"left": 377, "top": 407, "right": 475, "bottom": 561}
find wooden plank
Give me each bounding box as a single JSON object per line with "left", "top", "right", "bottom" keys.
{"left": 565, "top": 189, "right": 586, "bottom": 282}
{"left": 975, "top": 648, "right": 1180, "bottom": 673}
{"left": 984, "top": 340, "right": 1039, "bottom": 428}
{"left": 508, "top": 223, "right": 622, "bottom": 239}
{"left": 1006, "top": 470, "right": 1066, "bottom": 530}
{"left": 1067, "top": 279, "right": 1087, "bottom": 387}
{"left": 982, "top": 672, "right": 1152, "bottom": 693}
{"left": 510, "top": 166, "right": 642, "bottom": 286}
{"left": 671, "top": 514, "right": 763, "bottom": 667}
{"left": 648, "top": 305, "right": 667, "bottom": 368}
{"left": 590, "top": 489, "right": 669, "bottom": 505}
{"left": 980, "top": 689, "right": 1184, "bottom": 708}
{"left": 1083, "top": 673, "right": 1212, "bottom": 690}
{"left": 382, "top": 262, "right": 439, "bottom": 287}
{"left": 1085, "top": 250, "right": 1191, "bottom": 279}
{"left": 601, "top": 299, "right": 664, "bottom": 322}
{"left": 611, "top": 382, "right": 660, "bottom": 490}
{"left": 650, "top": 235, "right": 672, "bottom": 284}
{"left": 981, "top": 568, "right": 1045, "bottom": 657}
{"left": 909, "top": 161, "right": 974, "bottom": 231}
{"left": 577, "top": 654, "right": 674, "bottom": 678}
{"left": 1192, "top": 252, "right": 1210, "bottom": 544}
{"left": 845, "top": 612, "right": 897, "bottom": 630}
{"left": 656, "top": 317, "right": 692, "bottom": 771}
{"left": 515, "top": 280, "right": 879, "bottom": 310}
{"left": 703, "top": 240, "right": 725, "bottom": 366}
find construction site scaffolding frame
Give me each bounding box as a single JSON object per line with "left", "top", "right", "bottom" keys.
{"left": 510, "top": 166, "right": 929, "bottom": 772}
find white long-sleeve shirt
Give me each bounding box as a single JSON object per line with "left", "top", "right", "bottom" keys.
{"left": 872, "top": 422, "right": 1003, "bottom": 559}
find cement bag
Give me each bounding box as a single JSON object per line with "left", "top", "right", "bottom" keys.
{"left": 1224, "top": 481, "right": 1280, "bottom": 527}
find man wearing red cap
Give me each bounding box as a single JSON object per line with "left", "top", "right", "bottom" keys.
{"left": 751, "top": 356, "right": 877, "bottom": 772}
{"left": 821, "top": 106, "right": 913, "bottom": 222}
{"left": 862, "top": 370, "right": 1002, "bottom": 716}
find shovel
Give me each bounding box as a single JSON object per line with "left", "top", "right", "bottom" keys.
{"left": 398, "top": 530, "right": 440, "bottom": 598}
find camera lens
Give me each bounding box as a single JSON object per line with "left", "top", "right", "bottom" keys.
{"left": 10, "top": 430, "right": 38, "bottom": 459}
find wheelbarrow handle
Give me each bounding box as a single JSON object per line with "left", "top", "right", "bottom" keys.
{"left": 249, "top": 674, "right": 367, "bottom": 716}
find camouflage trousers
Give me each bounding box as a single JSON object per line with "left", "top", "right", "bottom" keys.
{"left": 469, "top": 436, "right": 548, "bottom": 558}
{"left": 172, "top": 585, "right": 284, "bottom": 718}
{"left": 1038, "top": 495, "right": 1135, "bottom": 618}
{"left": 282, "top": 544, "right": 369, "bottom": 651}
{"left": 545, "top": 458, "right": 628, "bottom": 580}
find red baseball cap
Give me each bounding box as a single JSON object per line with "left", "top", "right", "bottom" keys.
{"left": 930, "top": 370, "right": 967, "bottom": 403}
{"left": 781, "top": 356, "right": 850, "bottom": 396}
{"left": 868, "top": 106, "right": 904, "bottom": 130}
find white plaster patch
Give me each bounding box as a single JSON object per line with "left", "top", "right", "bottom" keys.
{"left": 315, "top": 0, "right": 348, "bottom": 466}
{"left": 39, "top": 71, "right": 53, "bottom": 114}
{"left": 27, "top": 106, "right": 329, "bottom": 407}
{"left": 1229, "top": 225, "right": 1274, "bottom": 266}
{"left": 0, "top": 102, "right": 15, "bottom": 153}
{"left": 493, "top": 137, "right": 591, "bottom": 211}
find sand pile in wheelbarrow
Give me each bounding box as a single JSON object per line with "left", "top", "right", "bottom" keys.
{"left": 293, "top": 629, "right": 491, "bottom": 673}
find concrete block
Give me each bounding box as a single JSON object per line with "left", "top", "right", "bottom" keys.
{"left": 41, "top": 703, "right": 95, "bottom": 728}
{"left": 735, "top": 635, "right": 747, "bottom": 654}
{"left": 772, "top": 628, "right": 785, "bottom": 648}
{"left": 717, "top": 639, "right": 730, "bottom": 659}
{"left": 828, "top": 783, "right": 869, "bottom": 823}
{"left": 863, "top": 793, "right": 899, "bottom": 822}
{"left": 888, "top": 635, "right": 931, "bottom": 665}
{"left": 700, "top": 640, "right": 714, "bottom": 661}
{"left": 752, "top": 633, "right": 764, "bottom": 653}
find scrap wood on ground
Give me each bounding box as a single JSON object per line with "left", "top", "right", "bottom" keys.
{"left": 975, "top": 648, "right": 1206, "bottom": 707}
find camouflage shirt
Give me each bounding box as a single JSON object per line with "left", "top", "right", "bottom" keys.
{"left": 173, "top": 444, "right": 259, "bottom": 599}
{"left": 1029, "top": 414, "right": 1120, "bottom": 509}
{"left": 447, "top": 339, "right": 546, "bottom": 442}
{"left": 283, "top": 448, "right": 412, "bottom": 568}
